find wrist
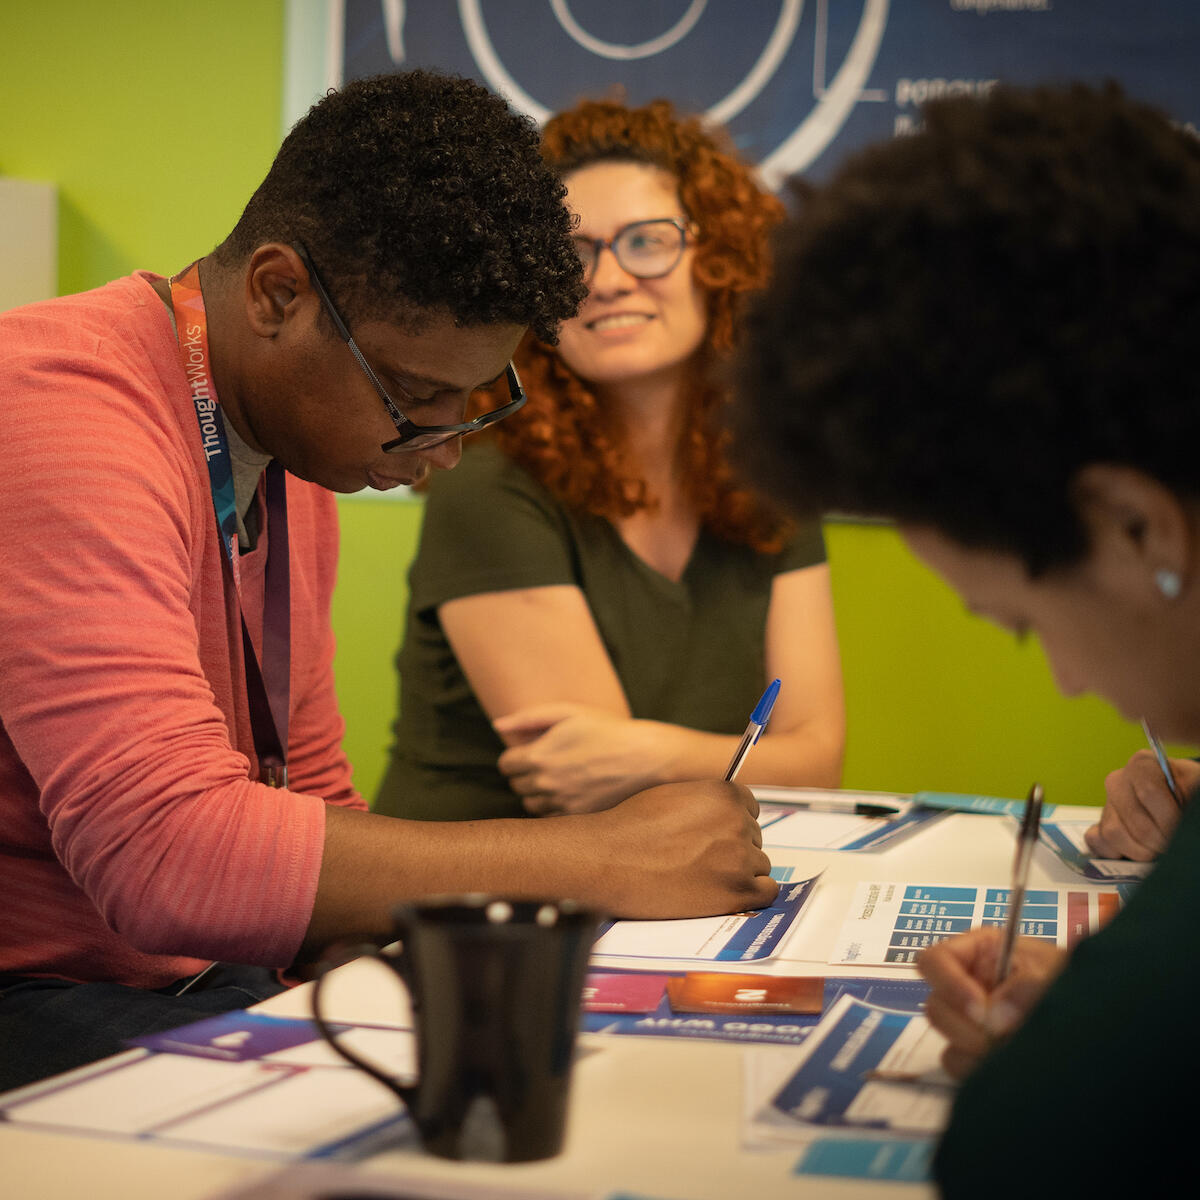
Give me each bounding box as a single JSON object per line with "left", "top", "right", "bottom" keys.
{"left": 633, "top": 719, "right": 694, "bottom": 787}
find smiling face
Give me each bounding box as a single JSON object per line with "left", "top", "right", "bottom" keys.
{"left": 555, "top": 161, "right": 708, "bottom": 393}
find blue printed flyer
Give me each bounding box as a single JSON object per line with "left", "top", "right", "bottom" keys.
{"left": 581, "top": 973, "right": 929, "bottom": 1046}
{"left": 591, "top": 872, "right": 819, "bottom": 963}
{"left": 748, "top": 996, "right": 952, "bottom": 1145}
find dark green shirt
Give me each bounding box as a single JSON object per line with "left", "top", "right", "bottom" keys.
{"left": 375, "top": 442, "right": 825, "bottom": 820}
{"left": 935, "top": 790, "right": 1200, "bottom": 1194}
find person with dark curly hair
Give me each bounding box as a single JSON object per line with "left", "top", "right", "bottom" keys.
{"left": 0, "top": 72, "right": 777, "bottom": 1093}
{"left": 375, "top": 98, "right": 845, "bottom": 822}
{"left": 737, "top": 81, "right": 1200, "bottom": 1194}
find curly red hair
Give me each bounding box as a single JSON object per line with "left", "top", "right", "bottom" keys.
{"left": 483, "top": 98, "right": 792, "bottom": 554}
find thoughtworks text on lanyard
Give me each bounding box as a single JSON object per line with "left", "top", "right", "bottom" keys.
{"left": 171, "top": 263, "right": 291, "bottom": 789}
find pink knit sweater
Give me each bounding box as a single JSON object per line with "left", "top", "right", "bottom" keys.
{"left": 0, "top": 274, "right": 366, "bottom": 987}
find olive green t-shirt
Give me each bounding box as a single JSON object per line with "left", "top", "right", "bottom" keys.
{"left": 375, "top": 442, "right": 826, "bottom": 820}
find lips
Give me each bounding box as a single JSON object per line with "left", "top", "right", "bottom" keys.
{"left": 586, "top": 312, "right": 654, "bottom": 332}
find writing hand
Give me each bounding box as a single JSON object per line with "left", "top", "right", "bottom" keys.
{"left": 587, "top": 780, "right": 778, "bottom": 917}
{"left": 1085, "top": 749, "right": 1198, "bottom": 861}
{"left": 918, "top": 927, "right": 1065, "bottom": 1079}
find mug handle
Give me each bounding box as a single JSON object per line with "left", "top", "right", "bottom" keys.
{"left": 310, "top": 940, "right": 418, "bottom": 1108}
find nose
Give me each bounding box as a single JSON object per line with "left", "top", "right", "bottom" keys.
{"left": 588, "top": 244, "right": 637, "bottom": 298}
{"left": 423, "top": 435, "right": 463, "bottom": 472}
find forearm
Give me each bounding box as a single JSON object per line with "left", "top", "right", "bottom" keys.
{"left": 647, "top": 720, "right": 844, "bottom": 789}
{"left": 303, "top": 807, "right": 603, "bottom": 957}
{"left": 302, "top": 785, "right": 778, "bottom": 959}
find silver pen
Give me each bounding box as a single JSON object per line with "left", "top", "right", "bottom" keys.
{"left": 995, "top": 782, "right": 1044, "bottom": 984}
{"left": 1141, "top": 717, "right": 1182, "bottom": 806}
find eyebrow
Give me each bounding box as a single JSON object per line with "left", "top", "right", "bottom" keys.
{"left": 389, "top": 366, "right": 508, "bottom": 394}
{"left": 573, "top": 215, "right": 688, "bottom": 236}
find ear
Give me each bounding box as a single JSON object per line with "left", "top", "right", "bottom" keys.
{"left": 243, "top": 243, "right": 306, "bottom": 338}
{"left": 1070, "top": 464, "right": 1196, "bottom": 602}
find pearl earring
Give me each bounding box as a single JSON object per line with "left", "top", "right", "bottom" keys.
{"left": 1155, "top": 568, "right": 1182, "bottom": 599}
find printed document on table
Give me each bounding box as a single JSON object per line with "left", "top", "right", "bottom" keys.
{"left": 1039, "top": 819, "right": 1153, "bottom": 882}
{"left": 213, "top": 1161, "right": 595, "bottom": 1200}
{"left": 745, "top": 994, "right": 952, "bottom": 1148}
{"left": 0, "top": 1011, "right": 417, "bottom": 1161}
{"left": 754, "top": 787, "right": 945, "bottom": 852}
{"left": 829, "top": 880, "right": 1123, "bottom": 966}
{"left": 592, "top": 874, "right": 819, "bottom": 963}
{"left": 0, "top": 1047, "right": 411, "bottom": 1160}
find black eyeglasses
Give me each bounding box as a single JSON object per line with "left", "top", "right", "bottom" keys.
{"left": 572, "top": 218, "right": 694, "bottom": 283}
{"left": 292, "top": 242, "right": 526, "bottom": 453}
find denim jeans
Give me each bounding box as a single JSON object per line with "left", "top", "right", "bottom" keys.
{"left": 0, "top": 963, "right": 287, "bottom": 1093}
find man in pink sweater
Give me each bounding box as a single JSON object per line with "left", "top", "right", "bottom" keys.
{"left": 0, "top": 71, "right": 775, "bottom": 1091}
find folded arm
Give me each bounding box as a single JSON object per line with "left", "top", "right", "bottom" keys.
{"left": 442, "top": 565, "right": 844, "bottom": 814}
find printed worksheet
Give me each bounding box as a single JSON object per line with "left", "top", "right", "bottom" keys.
{"left": 1039, "top": 819, "right": 1153, "bottom": 883}
{"left": 0, "top": 1011, "right": 417, "bottom": 1161}
{"left": 0, "top": 1046, "right": 411, "bottom": 1160}
{"left": 756, "top": 800, "right": 943, "bottom": 852}
{"left": 746, "top": 995, "right": 952, "bottom": 1144}
{"left": 829, "top": 880, "right": 1122, "bottom": 965}
{"left": 591, "top": 874, "right": 819, "bottom": 963}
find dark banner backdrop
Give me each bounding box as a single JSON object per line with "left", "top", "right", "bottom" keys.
{"left": 333, "top": 0, "right": 1200, "bottom": 186}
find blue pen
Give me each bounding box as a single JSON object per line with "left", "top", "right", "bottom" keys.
{"left": 724, "top": 679, "right": 781, "bottom": 781}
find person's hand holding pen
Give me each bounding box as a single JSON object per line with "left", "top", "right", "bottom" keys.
{"left": 918, "top": 927, "right": 1066, "bottom": 1079}
{"left": 919, "top": 784, "right": 1065, "bottom": 1078}
{"left": 1086, "top": 719, "right": 1198, "bottom": 861}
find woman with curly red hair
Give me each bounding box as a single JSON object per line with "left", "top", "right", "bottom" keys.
{"left": 375, "top": 98, "right": 844, "bottom": 821}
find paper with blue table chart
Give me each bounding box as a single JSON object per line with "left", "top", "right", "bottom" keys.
{"left": 829, "top": 879, "right": 1124, "bottom": 966}
{"left": 745, "top": 994, "right": 952, "bottom": 1149}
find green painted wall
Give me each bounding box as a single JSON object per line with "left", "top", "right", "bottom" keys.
{"left": 332, "top": 502, "right": 1178, "bottom": 808}
{"left": 0, "top": 2, "right": 285, "bottom": 292}
{"left": 4, "top": 3, "right": 1185, "bottom": 809}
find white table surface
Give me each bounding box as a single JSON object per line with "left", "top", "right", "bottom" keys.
{"left": 2, "top": 806, "right": 1105, "bottom": 1200}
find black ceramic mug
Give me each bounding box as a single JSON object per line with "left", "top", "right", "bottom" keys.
{"left": 312, "top": 895, "right": 599, "bottom": 1163}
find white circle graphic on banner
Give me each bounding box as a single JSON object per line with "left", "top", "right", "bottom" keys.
{"left": 761, "top": 0, "right": 888, "bottom": 186}
{"left": 550, "top": 0, "right": 708, "bottom": 61}
{"left": 457, "top": 0, "right": 889, "bottom": 183}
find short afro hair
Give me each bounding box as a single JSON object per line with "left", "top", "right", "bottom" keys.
{"left": 215, "top": 70, "right": 586, "bottom": 342}
{"left": 737, "top": 82, "right": 1200, "bottom": 574}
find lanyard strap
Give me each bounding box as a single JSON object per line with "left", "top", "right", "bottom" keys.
{"left": 170, "top": 264, "right": 291, "bottom": 787}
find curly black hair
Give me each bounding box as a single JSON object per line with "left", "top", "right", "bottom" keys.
{"left": 215, "top": 70, "right": 586, "bottom": 342}
{"left": 736, "top": 82, "right": 1200, "bottom": 574}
